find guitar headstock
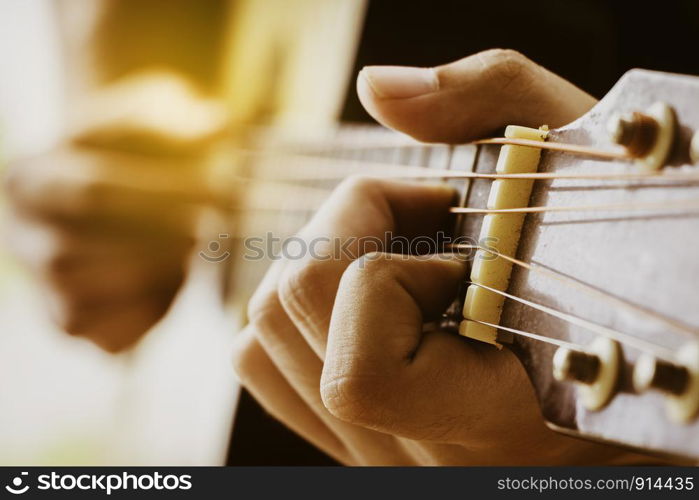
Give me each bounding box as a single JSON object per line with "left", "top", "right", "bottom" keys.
{"left": 464, "top": 69, "right": 699, "bottom": 461}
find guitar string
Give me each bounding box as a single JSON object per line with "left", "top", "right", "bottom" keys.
{"left": 204, "top": 176, "right": 699, "bottom": 216}
{"left": 467, "top": 319, "right": 583, "bottom": 350}
{"left": 467, "top": 281, "right": 676, "bottom": 360}
{"left": 350, "top": 169, "right": 699, "bottom": 182}
{"left": 213, "top": 156, "right": 699, "bottom": 213}
{"left": 230, "top": 148, "right": 699, "bottom": 346}
{"left": 449, "top": 198, "right": 699, "bottom": 215}
{"left": 472, "top": 137, "right": 631, "bottom": 160}
{"left": 225, "top": 137, "right": 695, "bottom": 358}
{"left": 231, "top": 148, "right": 699, "bottom": 183}
{"left": 255, "top": 136, "right": 632, "bottom": 161}
{"left": 447, "top": 244, "right": 699, "bottom": 339}
{"left": 211, "top": 172, "right": 699, "bottom": 215}
{"left": 225, "top": 197, "right": 699, "bottom": 215}
{"left": 82, "top": 127, "right": 688, "bottom": 355}
{"left": 205, "top": 164, "right": 699, "bottom": 214}
{"left": 236, "top": 147, "right": 636, "bottom": 181}
{"left": 250, "top": 160, "right": 699, "bottom": 182}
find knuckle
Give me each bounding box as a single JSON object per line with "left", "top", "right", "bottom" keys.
{"left": 320, "top": 372, "right": 384, "bottom": 425}
{"left": 246, "top": 285, "right": 294, "bottom": 351}
{"left": 483, "top": 48, "right": 526, "bottom": 68}
{"left": 5, "top": 155, "right": 104, "bottom": 215}
{"left": 345, "top": 252, "right": 397, "bottom": 286}
{"left": 231, "top": 330, "right": 260, "bottom": 383}
{"left": 62, "top": 178, "right": 103, "bottom": 214}
{"left": 246, "top": 285, "right": 280, "bottom": 326}
{"left": 278, "top": 258, "right": 325, "bottom": 313}
{"left": 60, "top": 314, "right": 89, "bottom": 338}
{"left": 30, "top": 175, "right": 102, "bottom": 217}
{"left": 336, "top": 175, "right": 382, "bottom": 200}
{"left": 480, "top": 48, "right": 530, "bottom": 86}
{"left": 3, "top": 154, "right": 48, "bottom": 197}
{"left": 46, "top": 295, "right": 85, "bottom": 337}
{"left": 322, "top": 176, "right": 392, "bottom": 235}
{"left": 41, "top": 235, "right": 76, "bottom": 277}
{"left": 44, "top": 251, "right": 76, "bottom": 284}
{"left": 322, "top": 367, "right": 466, "bottom": 443}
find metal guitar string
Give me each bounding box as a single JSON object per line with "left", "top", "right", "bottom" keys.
{"left": 227, "top": 137, "right": 696, "bottom": 361}
{"left": 467, "top": 281, "right": 676, "bottom": 361}
{"left": 233, "top": 144, "right": 699, "bottom": 183}
{"left": 468, "top": 319, "right": 582, "bottom": 350}
{"left": 449, "top": 198, "right": 699, "bottom": 215}
{"left": 448, "top": 244, "right": 699, "bottom": 339}
{"left": 277, "top": 136, "right": 631, "bottom": 160}
{"left": 472, "top": 137, "right": 631, "bottom": 160}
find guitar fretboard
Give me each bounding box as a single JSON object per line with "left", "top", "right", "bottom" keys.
{"left": 222, "top": 124, "right": 484, "bottom": 307}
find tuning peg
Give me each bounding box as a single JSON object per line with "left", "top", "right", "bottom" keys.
{"left": 690, "top": 130, "right": 699, "bottom": 164}
{"left": 633, "top": 354, "right": 688, "bottom": 395}
{"left": 606, "top": 102, "right": 676, "bottom": 170}
{"left": 553, "top": 348, "right": 600, "bottom": 384}
{"left": 553, "top": 337, "right": 621, "bottom": 411}
{"left": 633, "top": 343, "right": 699, "bottom": 424}
{"left": 607, "top": 111, "right": 658, "bottom": 157}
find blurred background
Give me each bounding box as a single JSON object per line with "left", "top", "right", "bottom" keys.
{"left": 1, "top": 0, "right": 699, "bottom": 465}
{"left": 0, "top": 0, "right": 365, "bottom": 465}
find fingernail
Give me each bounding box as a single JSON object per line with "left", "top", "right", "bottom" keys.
{"left": 360, "top": 66, "right": 439, "bottom": 99}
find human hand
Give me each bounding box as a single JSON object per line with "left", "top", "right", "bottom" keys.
{"left": 3, "top": 72, "right": 227, "bottom": 352}
{"left": 231, "top": 51, "right": 650, "bottom": 464}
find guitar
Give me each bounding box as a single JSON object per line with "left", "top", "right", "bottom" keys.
{"left": 221, "top": 68, "right": 699, "bottom": 462}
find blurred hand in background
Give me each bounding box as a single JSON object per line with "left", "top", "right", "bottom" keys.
{"left": 2, "top": 0, "right": 231, "bottom": 352}
{"left": 4, "top": 72, "right": 229, "bottom": 352}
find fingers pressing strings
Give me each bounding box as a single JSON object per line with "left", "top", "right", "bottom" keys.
{"left": 275, "top": 178, "right": 455, "bottom": 360}
{"left": 240, "top": 261, "right": 421, "bottom": 465}
{"left": 321, "top": 252, "right": 552, "bottom": 451}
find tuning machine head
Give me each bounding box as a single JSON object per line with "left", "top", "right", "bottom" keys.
{"left": 690, "top": 130, "right": 699, "bottom": 164}
{"left": 607, "top": 102, "right": 676, "bottom": 170}
{"left": 633, "top": 343, "right": 699, "bottom": 424}
{"left": 553, "top": 337, "right": 621, "bottom": 411}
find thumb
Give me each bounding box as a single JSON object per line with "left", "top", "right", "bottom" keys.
{"left": 357, "top": 49, "right": 597, "bottom": 143}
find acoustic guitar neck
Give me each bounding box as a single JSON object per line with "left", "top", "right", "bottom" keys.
{"left": 219, "top": 69, "right": 699, "bottom": 462}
